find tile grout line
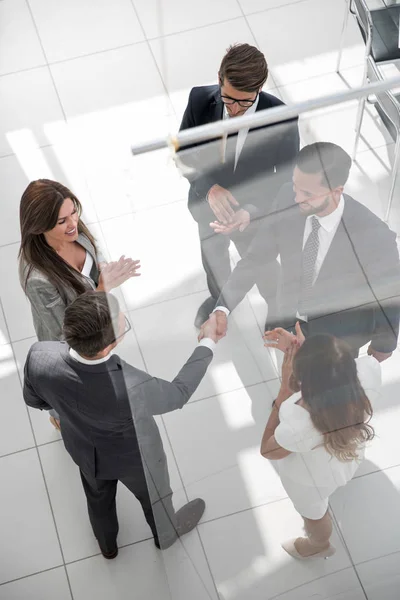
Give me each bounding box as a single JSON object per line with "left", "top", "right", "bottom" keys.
{"left": 329, "top": 507, "right": 369, "bottom": 599}
{"left": 17, "top": 6, "right": 78, "bottom": 598}
{"left": 23, "top": 0, "right": 102, "bottom": 228}
{"left": 127, "top": 3, "right": 221, "bottom": 595}
{"left": 0, "top": 293, "right": 74, "bottom": 598}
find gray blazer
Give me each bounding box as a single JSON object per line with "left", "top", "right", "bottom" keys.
{"left": 23, "top": 341, "right": 213, "bottom": 502}
{"left": 19, "top": 233, "right": 105, "bottom": 342}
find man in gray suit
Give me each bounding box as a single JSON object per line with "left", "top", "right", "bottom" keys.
{"left": 23, "top": 291, "right": 220, "bottom": 558}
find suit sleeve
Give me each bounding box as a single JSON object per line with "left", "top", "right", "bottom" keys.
{"left": 365, "top": 225, "right": 400, "bottom": 353}
{"left": 134, "top": 346, "right": 213, "bottom": 415}
{"left": 23, "top": 349, "right": 53, "bottom": 411}
{"left": 240, "top": 118, "right": 300, "bottom": 219}
{"left": 178, "top": 89, "right": 221, "bottom": 199}
{"left": 26, "top": 278, "right": 67, "bottom": 341}
{"left": 217, "top": 203, "right": 280, "bottom": 311}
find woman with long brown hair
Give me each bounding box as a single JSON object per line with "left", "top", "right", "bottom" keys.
{"left": 260, "top": 333, "right": 381, "bottom": 560}
{"left": 19, "top": 179, "right": 140, "bottom": 428}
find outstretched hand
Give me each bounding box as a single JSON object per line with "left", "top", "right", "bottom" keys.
{"left": 198, "top": 311, "right": 227, "bottom": 343}
{"left": 264, "top": 321, "right": 305, "bottom": 352}
{"left": 209, "top": 209, "right": 250, "bottom": 235}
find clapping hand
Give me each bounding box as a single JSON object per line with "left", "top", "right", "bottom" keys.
{"left": 280, "top": 340, "right": 299, "bottom": 395}
{"left": 98, "top": 256, "right": 141, "bottom": 292}
{"left": 198, "top": 311, "right": 227, "bottom": 343}
{"left": 264, "top": 321, "right": 305, "bottom": 352}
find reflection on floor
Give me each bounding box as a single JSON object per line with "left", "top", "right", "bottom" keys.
{"left": 1, "top": 0, "right": 400, "bottom": 598}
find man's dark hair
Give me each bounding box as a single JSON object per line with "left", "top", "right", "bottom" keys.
{"left": 219, "top": 43, "right": 268, "bottom": 92}
{"left": 296, "top": 142, "right": 352, "bottom": 189}
{"left": 63, "top": 291, "right": 120, "bottom": 358}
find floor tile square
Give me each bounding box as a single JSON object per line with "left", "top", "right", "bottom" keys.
{"left": 130, "top": 291, "right": 277, "bottom": 403}
{"left": 133, "top": 0, "right": 242, "bottom": 38}
{"left": 100, "top": 203, "right": 206, "bottom": 309}
{"left": 0, "top": 0, "right": 45, "bottom": 75}
{"left": 248, "top": 0, "right": 364, "bottom": 87}
{"left": 68, "top": 535, "right": 217, "bottom": 600}
{"left": 0, "top": 449, "right": 63, "bottom": 584}
{"left": 330, "top": 465, "right": 400, "bottom": 564}
{"left": 0, "top": 342, "right": 34, "bottom": 457}
{"left": 199, "top": 499, "right": 352, "bottom": 599}
{"left": 239, "top": 0, "right": 304, "bottom": 14}
{"left": 0, "top": 243, "right": 36, "bottom": 342}
{"left": 356, "top": 551, "right": 400, "bottom": 600}
{"left": 29, "top": 0, "right": 144, "bottom": 63}
{"left": 163, "top": 381, "right": 287, "bottom": 521}
{"left": 0, "top": 68, "right": 65, "bottom": 158}
{"left": 270, "top": 567, "right": 365, "bottom": 600}
{"left": 0, "top": 567, "right": 71, "bottom": 600}
{"left": 0, "top": 302, "right": 10, "bottom": 345}
{"left": 50, "top": 43, "right": 169, "bottom": 123}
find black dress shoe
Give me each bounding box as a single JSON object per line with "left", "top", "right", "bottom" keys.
{"left": 194, "top": 297, "right": 217, "bottom": 329}
{"left": 155, "top": 498, "right": 206, "bottom": 550}
{"left": 99, "top": 545, "right": 118, "bottom": 559}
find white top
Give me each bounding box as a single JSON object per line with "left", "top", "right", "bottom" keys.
{"left": 81, "top": 251, "right": 94, "bottom": 278}
{"left": 221, "top": 95, "right": 259, "bottom": 171}
{"left": 274, "top": 355, "right": 381, "bottom": 491}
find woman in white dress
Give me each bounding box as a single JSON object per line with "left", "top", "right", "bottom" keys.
{"left": 260, "top": 330, "right": 381, "bottom": 560}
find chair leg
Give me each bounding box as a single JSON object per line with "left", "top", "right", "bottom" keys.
{"left": 353, "top": 53, "right": 369, "bottom": 160}
{"left": 385, "top": 136, "right": 400, "bottom": 223}
{"left": 353, "top": 97, "right": 366, "bottom": 160}
{"left": 336, "top": 0, "right": 351, "bottom": 73}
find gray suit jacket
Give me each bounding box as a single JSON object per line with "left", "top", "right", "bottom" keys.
{"left": 23, "top": 341, "right": 213, "bottom": 501}
{"left": 19, "top": 233, "right": 105, "bottom": 341}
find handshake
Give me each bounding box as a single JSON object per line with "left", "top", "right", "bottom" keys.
{"left": 198, "top": 310, "right": 228, "bottom": 344}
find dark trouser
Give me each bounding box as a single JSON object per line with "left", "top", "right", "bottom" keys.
{"left": 80, "top": 468, "right": 177, "bottom": 553}
{"left": 192, "top": 201, "right": 280, "bottom": 313}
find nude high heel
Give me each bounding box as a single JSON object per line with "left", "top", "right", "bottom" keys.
{"left": 282, "top": 538, "right": 336, "bottom": 560}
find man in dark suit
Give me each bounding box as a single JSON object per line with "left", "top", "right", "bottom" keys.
{"left": 178, "top": 43, "right": 300, "bottom": 328}
{"left": 23, "top": 291, "right": 221, "bottom": 558}
{"left": 202, "top": 142, "right": 400, "bottom": 359}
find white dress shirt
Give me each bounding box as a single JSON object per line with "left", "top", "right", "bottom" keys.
{"left": 296, "top": 195, "right": 345, "bottom": 320}
{"left": 221, "top": 95, "right": 259, "bottom": 171}
{"left": 302, "top": 195, "right": 345, "bottom": 284}
{"left": 69, "top": 338, "right": 216, "bottom": 365}
{"left": 215, "top": 196, "right": 345, "bottom": 320}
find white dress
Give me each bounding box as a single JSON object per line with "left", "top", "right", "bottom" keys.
{"left": 274, "top": 356, "right": 382, "bottom": 519}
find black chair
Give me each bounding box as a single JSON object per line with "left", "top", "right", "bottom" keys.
{"left": 337, "top": 0, "right": 400, "bottom": 73}
{"left": 355, "top": 56, "right": 400, "bottom": 221}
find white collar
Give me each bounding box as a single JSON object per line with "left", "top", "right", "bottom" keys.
{"left": 307, "top": 195, "right": 345, "bottom": 232}
{"left": 69, "top": 347, "right": 113, "bottom": 365}
{"left": 223, "top": 93, "right": 259, "bottom": 120}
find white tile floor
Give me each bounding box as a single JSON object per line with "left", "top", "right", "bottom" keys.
{"left": 1, "top": 0, "right": 400, "bottom": 598}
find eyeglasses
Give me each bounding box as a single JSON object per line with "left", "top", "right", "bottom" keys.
{"left": 220, "top": 90, "right": 258, "bottom": 108}
{"left": 112, "top": 315, "right": 131, "bottom": 343}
